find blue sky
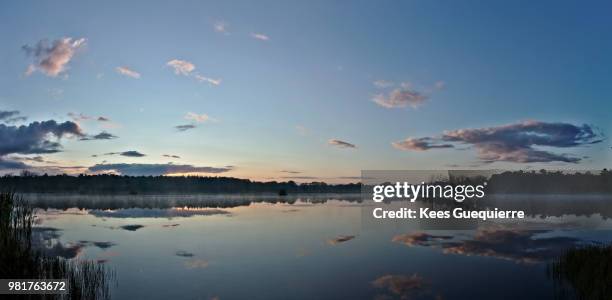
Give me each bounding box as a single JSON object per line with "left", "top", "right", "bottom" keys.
{"left": 1, "top": 0, "right": 610, "bottom": 181}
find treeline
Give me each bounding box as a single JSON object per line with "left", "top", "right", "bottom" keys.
{"left": 0, "top": 174, "right": 361, "bottom": 194}
{"left": 486, "top": 169, "right": 612, "bottom": 194}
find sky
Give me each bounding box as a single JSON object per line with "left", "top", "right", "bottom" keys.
{"left": 1, "top": 0, "right": 611, "bottom": 182}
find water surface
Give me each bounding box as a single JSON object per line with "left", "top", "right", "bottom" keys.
{"left": 29, "top": 194, "right": 612, "bottom": 300}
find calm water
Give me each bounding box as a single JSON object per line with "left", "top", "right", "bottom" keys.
{"left": 28, "top": 194, "right": 612, "bottom": 300}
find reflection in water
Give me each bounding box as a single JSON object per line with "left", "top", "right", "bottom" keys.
{"left": 184, "top": 259, "right": 210, "bottom": 269}
{"left": 24, "top": 195, "right": 612, "bottom": 299}
{"left": 119, "top": 224, "right": 144, "bottom": 231}
{"left": 175, "top": 250, "right": 194, "bottom": 257}
{"left": 371, "top": 274, "right": 433, "bottom": 300}
{"left": 89, "top": 207, "right": 230, "bottom": 218}
{"left": 549, "top": 245, "right": 612, "bottom": 299}
{"left": 327, "top": 235, "right": 356, "bottom": 245}
{"left": 25, "top": 193, "right": 361, "bottom": 210}
{"left": 393, "top": 229, "right": 584, "bottom": 264}
{"left": 1, "top": 192, "right": 115, "bottom": 300}
{"left": 32, "top": 227, "right": 117, "bottom": 259}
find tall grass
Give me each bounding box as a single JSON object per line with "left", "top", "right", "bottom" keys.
{"left": 0, "top": 192, "right": 114, "bottom": 299}
{"left": 548, "top": 244, "right": 612, "bottom": 300}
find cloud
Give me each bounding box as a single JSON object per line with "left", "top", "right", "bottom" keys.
{"left": 115, "top": 66, "right": 141, "bottom": 79}
{"left": 282, "top": 176, "right": 319, "bottom": 180}
{"left": 213, "top": 21, "right": 228, "bottom": 34}
{"left": 185, "top": 112, "right": 211, "bottom": 123}
{"left": 194, "top": 74, "right": 221, "bottom": 86}
{"left": 0, "top": 158, "right": 29, "bottom": 169}
{"left": 166, "top": 59, "right": 220, "bottom": 86}
{"left": 328, "top": 139, "right": 357, "bottom": 149}
{"left": 80, "top": 131, "right": 118, "bottom": 141}
{"left": 0, "top": 110, "right": 26, "bottom": 123}
{"left": 163, "top": 154, "right": 181, "bottom": 159}
{"left": 87, "top": 163, "right": 233, "bottom": 176}
{"left": 392, "top": 137, "right": 453, "bottom": 151}
{"left": 393, "top": 121, "right": 603, "bottom": 163}
{"left": 373, "top": 80, "right": 394, "bottom": 88}
{"left": 175, "top": 124, "right": 197, "bottom": 132}
{"left": 0, "top": 120, "right": 83, "bottom": 156}
{"left": 372, "top": 88, "right": 428, "bottom": 109}
{"left": 327, "top": 235, "right": 356, "bottom": 245}
{"left": 67, "top": 112, "right": 91, "bottom": 121}
{"left": 295, "top": 125, "right": 310, "bottom": 136}
{"left": 251, "top": 33, "right": 270, "bottom": 41}
{"left": 101, "top": 151, "right": 145, "bottom": 157}
{"left": 22, "top": 37, "right": 86, "bottom": 77}
{"left": 167, "top": 59, "right": 195, "bottom": 76}
{"left": 0, "top": 118, "right": 88, "bottom": 171}
{"left": 97, "top": 116, "right": 110, "bottom": 122}
{"left": 280, "top": 170, "right": 301, "bottom": 174}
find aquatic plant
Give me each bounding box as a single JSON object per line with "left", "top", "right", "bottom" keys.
{"left": 0, "top": 192, "right": 114, "bottom": 299}
{"left": 548, "top": 244, "right": 612, "bottom": 300}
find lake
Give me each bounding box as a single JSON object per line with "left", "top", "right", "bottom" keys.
{"left": 27, "top": 194, "right": 612, "bottom": 300}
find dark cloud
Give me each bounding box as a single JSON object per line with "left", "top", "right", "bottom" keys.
{"left": 22, "top": 37, "right": 86, "bottom": 77}
{"left": 163, "top": 154, "right": 181, "bottom": 159}
{"left": 392, "top": 137, "right": 453, "bottom": 151}
{"left": 15, "top": 155, "right": 46, "bottom": 163}
{"left": 67, "top": 112, "right": 91, "bottom": 121}
{"left": 117, "top": 150, "right": 145, "bottom": 157}
{"left": 0, "top": 110, "right": 20, "bottom": 120}
{"left": 0, "top": 158, "right": 29, "bottom": 169}
{"left": 282, "top": 176, "right": 319, "bottom": 180}
{"left": 328, "top": 139, "right": 357, "bottom": 149}
{"left": 175, "top": 124, "right": 196, "bottom": 132}
{"left": 80, "top": 131, "right": 118, "bottom": 141}
{"left": 0, "top": 110, "right": 27, "bottom": 123}
{"left": 280, "top": 170, "right": 301, "bottom": 174}
{"left": 92, "top": 151, "right": 145, "bottom": 158}
{"left": 88, "top": 163, "right": 233, "bottom": 176}
{"left": 97, "top": 116, "right": 110, "bottom": 122}
{"left": 327, "top": 235, "right": 356, "bottom": 245}
{"left": 0, "top": 121, "right": 83, "bottom": 160}
{"left": 393, "top": 121, "right": 603, "bottom": 163}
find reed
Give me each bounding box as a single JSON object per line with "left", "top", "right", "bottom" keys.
{"left": 548, "top": 244, "right": 612, "bottom": 300}
{"left": 0, "top": 192, "right": 115, "bottom": 299}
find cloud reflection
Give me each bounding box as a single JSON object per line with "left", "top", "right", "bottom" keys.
{"left": 392, "top": 229, "right": 583, "bottom": 263}
{"left": 327, "top": 235, "right": 356, "bottom": 245}
{"left": 89, "top": 208, "right": 230, "bottom": 219}
{"left": 371, "top": 274, "right": 429, "bottom": 299}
